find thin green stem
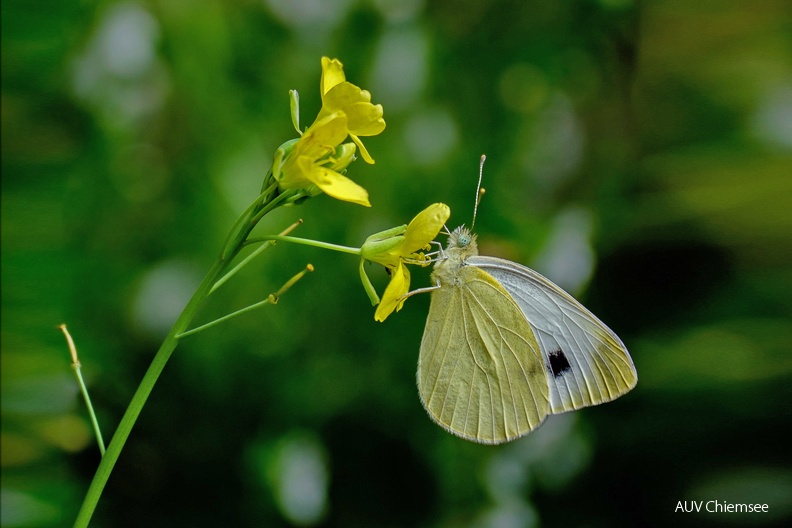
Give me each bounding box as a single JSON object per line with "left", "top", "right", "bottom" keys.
{"left": 73, "top": 257, "right": 230, "bottom": 527}
{"left": 179, "top": 264, "right": 314, "bottom": 339}
{"left": 219, "top": 190, "right": 294, "bottom": 264}
{"left": 220, "top": 182, "right": 276, "bottom": 260}
{"left": 176, "top": 298, "right": 272, "bottom": 339}
{"left": 74, "top": 367, "right": 105, "bottom": 456}
{"left": 246, "top": 235, "right": 362, "bottom": 256}
{"left": 249, "top": 189, "right": 304, "bottom": 226}
{"left": 59, "top": 325, "right": 106, "bottom": 456}
{"left": 74, "top": 212, "right": 318, "bottom": 525}
{"left": 74, "top": 176, "right": 341, "bottom": 525}
{"left": 260, "top": 177, "right": 278, "bottom": 199}
{"left": 211, "top": 240, "right": 276, "bottom": 294}
{"left": 210, "top": 219, "right": 304, "bottom": 295}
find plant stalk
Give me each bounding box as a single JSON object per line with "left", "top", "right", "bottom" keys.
{"left": 73, "top": 256, "right": 229, "bottom": 527}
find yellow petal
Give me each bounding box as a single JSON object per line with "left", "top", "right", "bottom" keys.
{"left": 375, "top": 262, "right": 410, "bottom": 322}
{"left": 309, "top": 165, "right": 371, "bottom": 207}
{"left": 277, "top": 155, "right": 317, "bottom": 189}
{"left": 276, "top": 113, "right": 347, "bottom": 189}
{"left": 321, "top": 84, "right": 385, "bottom": 136}
{"left": 299, "top": 111, "right": 349, "bottom": 157}
{"left": 323, "top": 82, "right": 369, "bottom": 109}
{"left": 350, "top": 134, "right": 375, "bottom": 164}
{"left": 345, "top": 102, "right": 386, "bottom": 136}
{"left": 321, "top": 57, "right": 346, "bottom": 96}
{"left": 401, "top": 203, "right": 451, "bottom": 255}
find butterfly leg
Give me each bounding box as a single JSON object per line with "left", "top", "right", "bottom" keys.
{"left": 425, "top": 240, "right": 447, "bottom": 262}
{"left": 398, "top": 279, "right": 441, "bottom": 303}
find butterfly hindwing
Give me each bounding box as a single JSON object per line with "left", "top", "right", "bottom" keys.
{"left": 468, "top": 256, "right": 637, "bottom": 415}
{"left": 418, "top": 264, "right": 550, "bottom": 444}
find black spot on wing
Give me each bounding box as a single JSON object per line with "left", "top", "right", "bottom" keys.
{"left": 548, "top": 349, "right": 571, "bottom": 378}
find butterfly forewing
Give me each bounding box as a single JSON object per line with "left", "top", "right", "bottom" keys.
{"left": 468, "top": 256, "right": 637, "bottom": 414}
{"left": 418, "top": 265, "right": 550, "bottom": 444}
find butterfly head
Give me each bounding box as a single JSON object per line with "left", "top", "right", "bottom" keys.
{"left": 446, "top": 226, "right": 478, "bottom": 257}
{"left": 432, "top": 225, "right": 479, "bottom": 280}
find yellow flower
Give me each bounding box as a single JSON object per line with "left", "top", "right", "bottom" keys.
{"left": 317, "top": 57, "right": 386, "bottom": 164}
{"left": 272, "top": 57, "right": 385, "bottom": 207}
{"left": 273, "top": 112, "right": 370, "bottom": 207}
{"left": 360, "top": 203, "right": 450, "bottom": 321}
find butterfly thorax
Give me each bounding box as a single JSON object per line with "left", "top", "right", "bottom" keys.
{"left": 432, "top": 226, "right": 480, "bottom": 286}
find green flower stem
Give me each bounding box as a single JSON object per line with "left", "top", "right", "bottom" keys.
{"left": 211, "top": 240, "right": 277, "bottom": 295}
{"left": 220, "top": 182, "right": 276, "bottom": 260}
{"left": 74, "top": 204, "right": 316, "bottom": 525}
{"left": 246, "top": 235, "right": 362, "bottom": 256}
{"left": 249, "top": 189, "right": 302, "bottom": 227}
{"left": 74, "top": 368, "right": 105, "bottom": 456}
{"left": 211, "top": 219, "right": 303, "bottom": 295}
{"left": 176, "top": 295, "right": 270, "bottom": 339}
{"left": 59, "top": 324, "right": 106, "bottom": 456}
{"left": 74, "top": 256, "right": 230, "bottom": 527}
{"left": 178, "top": 264, "right": 314, "bottom": 339}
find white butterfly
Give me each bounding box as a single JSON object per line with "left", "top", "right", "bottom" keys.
{"left": 412, "top": 155, "right": 638, "bottom": 443}
{"left": 411, "top": 156, "right": 638, "bottom": 444}
{"left": 417, "top": 225, "right": 637, "bottom": 444}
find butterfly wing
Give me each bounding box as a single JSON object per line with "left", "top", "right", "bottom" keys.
{"left": 468, "top": 256, "right": 637, "bottom": 415}
{"left": 418, "top": 265, "right": 550, "bottom": 444}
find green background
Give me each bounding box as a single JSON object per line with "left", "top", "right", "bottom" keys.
{"left": 3, "top": 0, "right": 792, "bottom": 526}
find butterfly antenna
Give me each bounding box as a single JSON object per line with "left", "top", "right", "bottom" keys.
{"left": 471, "top": 154, "right": 486, "bottom": 230}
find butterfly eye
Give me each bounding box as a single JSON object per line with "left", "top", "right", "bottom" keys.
{"left": 457, "top": 233, "right": 470, "bottom": 247}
